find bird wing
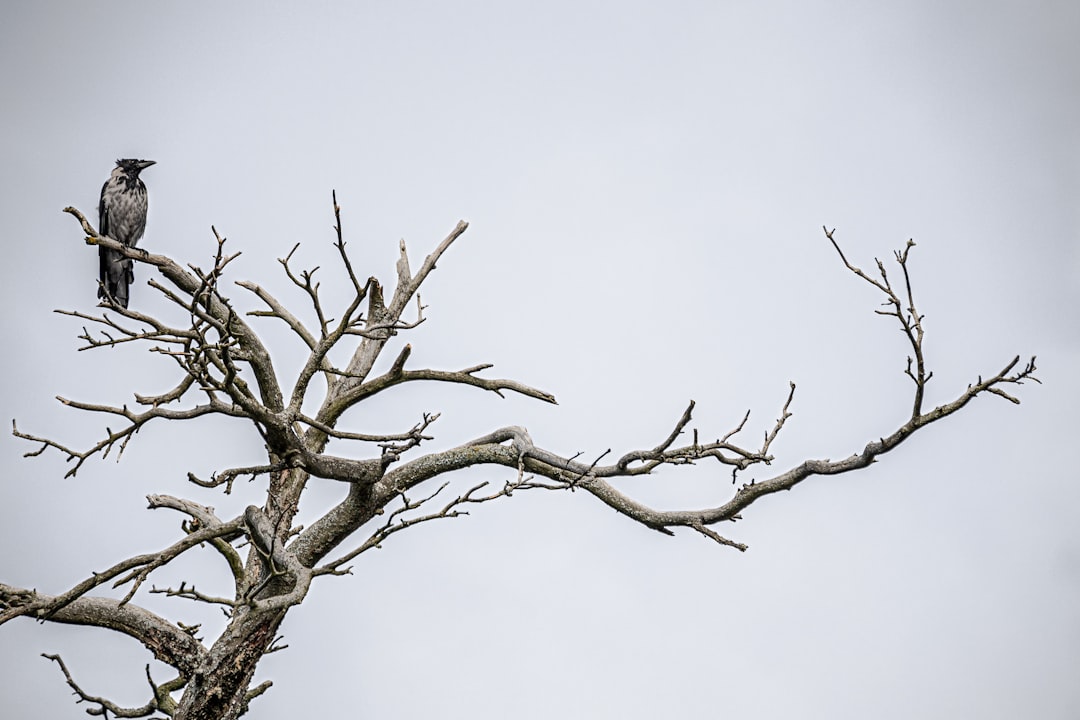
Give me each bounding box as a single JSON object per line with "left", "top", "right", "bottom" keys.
{"left": 98, "top": 178, "right": 111, "bottom": 238}
{"left": 98, "top": 178, "right": 113, "bottom": 296}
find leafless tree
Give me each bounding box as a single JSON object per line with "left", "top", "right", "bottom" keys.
{"left": 2, "top": 195, "right": 1037, "bottom": 720}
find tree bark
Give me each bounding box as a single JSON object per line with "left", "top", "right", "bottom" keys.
{"left": 174, "top": 609, "right": 284, "bottom": 720}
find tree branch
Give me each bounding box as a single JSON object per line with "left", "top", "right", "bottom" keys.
{"left": 0, "top": 517, "right": 245, "bottom": 625}
{"left": 13, "top": 398, "right": 248, "bottom": 478}
{"left": 335, "top": 361, "right": 558, "bottom": 410}
{"left": 43, "top": 653, "right": 161, "bottom": 718}
{"left": 316, "top": 468, "right": 568, "bottom": 575}
{"left": 147, "top": 494, "right": 247, "bottom": 596}
{"left": 0, "top": 585, "right": 207, "bottom": 677}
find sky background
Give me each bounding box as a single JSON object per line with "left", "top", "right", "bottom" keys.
{"left": 2, "top": 1, "right": 1078, "bottom": 718}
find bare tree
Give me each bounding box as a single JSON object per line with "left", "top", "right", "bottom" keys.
{"left": 2, "top": 195, "right": 1037, "bottom": 720}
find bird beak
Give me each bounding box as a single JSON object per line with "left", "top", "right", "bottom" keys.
{"left": 137, "top": 160, "right": 157, "bottom": 170}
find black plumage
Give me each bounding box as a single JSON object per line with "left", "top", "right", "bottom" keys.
{"left": 98, "top": 159, "right": 155, "bottom": 308}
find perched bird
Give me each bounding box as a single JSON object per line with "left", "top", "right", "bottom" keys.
{"left": 98, "top": 159, "right": 155, "bottom": 308}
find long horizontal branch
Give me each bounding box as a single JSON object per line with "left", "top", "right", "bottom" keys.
{"left": 589, "top": 357, "right": 1035, "bottom": 539}
{"left": 289, "top": 390, "right": 789, "bottom": 563}
{"left": 297, "top": 411, "right": 439, "bottom": 444}
{"left": 354, "top": 355, "right": 1035, "bottom": 551}
{"left": 334, "top": 357, "right": 557, "bottom": 410}
{"left": 380, "top": 366, "right": 557, "bottom": 403}
{"left": 678, "top": 355, "right": 1037, "bottom": 525}
{"left": 1, "top": 585, "right": 206, "bottom": 676}
{"left": 55, "top": 306, "right": 197, "bottom": 352}
{"left": 13, "top": 397, "right": 249, "bottom": 478}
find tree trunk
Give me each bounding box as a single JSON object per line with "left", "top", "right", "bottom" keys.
{"left": 173, "top": 609, "right": 284, "bottom": 720}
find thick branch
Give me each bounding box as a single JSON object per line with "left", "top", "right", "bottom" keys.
{"left": 0, "top": 585, "right": 206, "bottom": 676}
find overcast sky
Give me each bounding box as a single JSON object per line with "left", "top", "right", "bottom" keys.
{"left": 2, "top": 2, "right": 1078, "bottom": 718}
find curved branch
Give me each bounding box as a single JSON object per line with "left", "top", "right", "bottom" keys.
{"left": 355, "top": 351, "right": 1036, "bottom": 552}
{"left": 239, "top": 279, "right": 319, "bottom": 352}
{"left": 148, "top": 494, "right": 246, "bottom": 594}
{"left": 54, "top": 307, "right": 197, "bottom": 352}
{"left": 0, "top": 586, "right": 207, "bottom": 676}
{"left": 297, "top": 410, "right": 439, "bottom": 445}
{"left": 335, "top": 360, "right": 558, "bottom": 410}
{"left": 186, "top": 461, "right": 286, "bottom": 494}
{"left": 13, "top": 398, "right": 248, "bottom": 478}
{"left": 42, "top": 653, "right": 180, "bottom": 718}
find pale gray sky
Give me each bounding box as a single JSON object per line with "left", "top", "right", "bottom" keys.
{"left": 2, "top": 2, "right": 1078, "bottom": 718}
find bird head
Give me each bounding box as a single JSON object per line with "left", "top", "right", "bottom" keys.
{"left": 115, "top": 159, "right": 156, "bottom": 176}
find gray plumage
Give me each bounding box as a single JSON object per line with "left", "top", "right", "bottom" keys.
{"left": 98, "top": 159, "right": 155, "bottom": 308}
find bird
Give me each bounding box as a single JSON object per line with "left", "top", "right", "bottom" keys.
{"left": 98, "top": 159, "right": 155, "bottom": 308}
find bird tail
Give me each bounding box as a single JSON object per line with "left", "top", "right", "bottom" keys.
{"left": 98, "top": 247, "right": 132, "bottom": 309}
